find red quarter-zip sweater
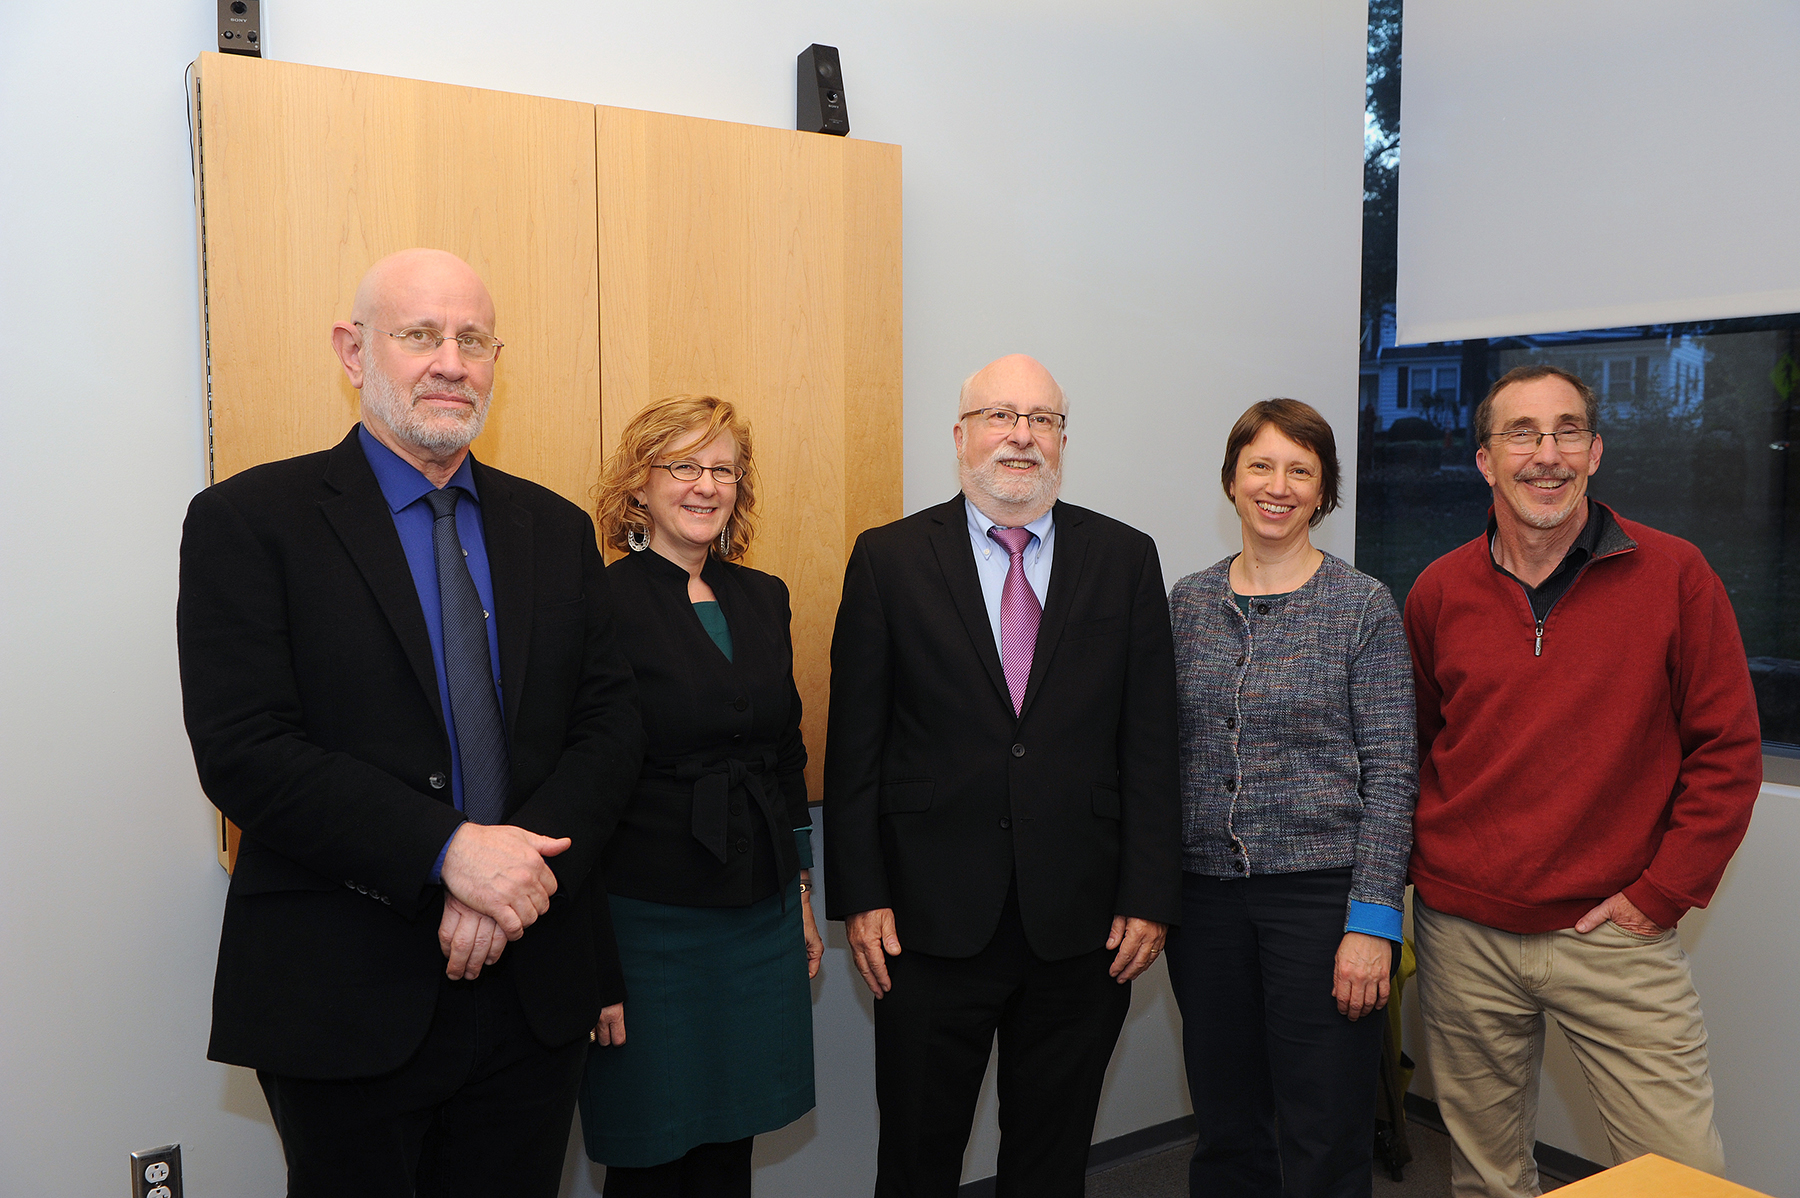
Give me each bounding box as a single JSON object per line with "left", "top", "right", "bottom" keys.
{"left": 1404, "top": 503, "right": 1762, "bottom": 933}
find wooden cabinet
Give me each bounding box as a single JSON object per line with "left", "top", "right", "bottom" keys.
{"left": 191, "top": 52, "right": 902, "bottom": 865}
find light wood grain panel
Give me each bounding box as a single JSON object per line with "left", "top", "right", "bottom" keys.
{"left": 194, "top": 52, "right": 600, "bottom": 507}
{"left": 842, "top": 137, "right": 906, "bottom": 538}
{"left": 596, "top": 107, "right": 652, "bottom": 434}
{"left": 596, "top": 109, "right": 901, "bottom": 799}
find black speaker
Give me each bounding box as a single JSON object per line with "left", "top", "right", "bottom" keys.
{"left": 217, "top": 0, "right": 262, "bottom": 57}
{"left": 797, "top": 44, "right": 849, "bottom": 137}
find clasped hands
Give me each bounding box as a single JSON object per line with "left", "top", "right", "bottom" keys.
{"left": 435, "top": 822, "right": 570, "bottom": 980}
{"left": 845, "top": 908, "right": 1168, "bottom": 998}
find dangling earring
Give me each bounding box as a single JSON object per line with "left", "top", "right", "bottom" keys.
{"left": 627, "top": 525, "right": 649, "bottom": 552}
{"left": 717, "top": 525, "right": 731, "bottom": 558}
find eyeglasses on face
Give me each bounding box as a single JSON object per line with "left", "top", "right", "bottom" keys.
{"left": 355, "top": 322, "right": 503, "bottom": 362}
{"left": 652, "top": 461, "right": 746, "bottom": 484}
{"left": 1488, "top": 427, "right": 1597, "bottom": 453}
{"left": 960, "top": 407, "right": 1067, "bottom": 434}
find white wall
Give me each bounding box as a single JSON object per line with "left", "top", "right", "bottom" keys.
{"left": 0, "top": 1, "right": 1368, "bottom": 1194}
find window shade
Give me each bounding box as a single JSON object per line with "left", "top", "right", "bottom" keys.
{"left": 1397, "top": 0, "right": 1800, "bottom": 344}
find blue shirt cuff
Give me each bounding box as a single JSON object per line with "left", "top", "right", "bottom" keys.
{"left": 794, "top": 825, "right": 815, "bottom": 869}
{"left": 430, "top": 826, "right": 461, "bottom": 885}
{"left": 1346, "top": 899, "right": 1402, "bottom": 943}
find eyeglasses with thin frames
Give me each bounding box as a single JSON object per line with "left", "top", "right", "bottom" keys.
{"left": 355, "top": 321, "right": 503, "bottom": 362}
{"left": 1488, "top": 428, "right": 1597, "bottom": 453}
{"left": 960, "top": 407, "right": 1067, "bottom": 434}
{"left": 652, "top": 461, "right": 746, "bottom": 484}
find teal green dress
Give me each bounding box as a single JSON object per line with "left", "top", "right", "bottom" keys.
{"left": 579, "top": 601, "right": 815, "bottom": 1167}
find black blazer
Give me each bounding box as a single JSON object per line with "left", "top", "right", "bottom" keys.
{"left": 177, "top": 428, "right": 644, "bottom": 1079}
{"left": 822, "top": 496, "right": 1181, "bottom": 961}
{"left": 600, "top": 550, "right": 809, "bottom": 906}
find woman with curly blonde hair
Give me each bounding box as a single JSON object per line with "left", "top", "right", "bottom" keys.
{"left": 578, "top": 394, "right": 818, "bottom": 1198}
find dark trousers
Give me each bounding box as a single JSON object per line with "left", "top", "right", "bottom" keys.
{"left": 1165, "top": 869, "right": 1385, "bottom": 1198}
{"left": 872, "top": 884, "right": 1132, "bottom": 1198}
{"left": 257, "top": 963, "right": 586, "bottom": 1198}
{"left": 602, "top": 1137, "right": 754, "bottom": 1197}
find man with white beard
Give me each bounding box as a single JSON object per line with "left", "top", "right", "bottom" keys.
{"left": 1404, "top": 364, "right": 1761, "bottom": 1198}
{"left": 824, "top": 354, "right": 1181, "bottom": 1197}
{"left": 177, "top": 249, "right": 642, "bottom": 1197}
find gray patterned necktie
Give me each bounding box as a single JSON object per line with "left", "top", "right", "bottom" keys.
{"left": 425, "top": 487, "right": 509, "bottom": 824}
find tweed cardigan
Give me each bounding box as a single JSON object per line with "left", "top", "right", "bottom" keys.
{"left": 1169, "top": 552, "right": 1416, "bottom": 915}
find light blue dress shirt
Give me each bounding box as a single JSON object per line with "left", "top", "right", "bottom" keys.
{"left": 963, "top": 496, "right": 1055, "bottom": 664}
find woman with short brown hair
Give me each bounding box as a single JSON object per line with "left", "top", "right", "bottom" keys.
{"left": 1164, "top": 398, "right": 1415, "bottom": 1198}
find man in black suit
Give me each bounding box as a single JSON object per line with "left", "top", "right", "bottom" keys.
{"left": 823, "top": 354, "right": 1180, "bottom": 1197}
{"left": 177, "top": 249, "right": 642, "bottom": 1197}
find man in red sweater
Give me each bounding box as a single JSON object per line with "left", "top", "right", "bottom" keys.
{"left": 1404, "top": 364, "right": 1762, "bottom": 1198}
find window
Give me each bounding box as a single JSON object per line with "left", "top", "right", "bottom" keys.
{"left": 1409, "top": 365, "right": 1459, "bottom": 423}
{"left": 1601, "top": 356, "right": 1636, "bottom": 402}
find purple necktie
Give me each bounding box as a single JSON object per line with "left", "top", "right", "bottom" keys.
{"left": 988, "top": 526, "right": 1041, "bottom": 716}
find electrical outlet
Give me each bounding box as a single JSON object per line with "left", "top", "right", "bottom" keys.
{"left": 129, "top": 1144, "right": 182, "bottom": 1198}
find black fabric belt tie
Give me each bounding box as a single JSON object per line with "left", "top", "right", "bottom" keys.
{"left": 676, "top": 749, "right": 783, "bottom": 867}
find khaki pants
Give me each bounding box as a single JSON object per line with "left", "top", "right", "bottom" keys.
{"left": 1412, "top": 900, "right": 1724, "bottom": 1198}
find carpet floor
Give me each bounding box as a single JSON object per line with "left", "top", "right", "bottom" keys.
{"left": 1083, "top": 1122, "right": 1566, "bottom": 1197}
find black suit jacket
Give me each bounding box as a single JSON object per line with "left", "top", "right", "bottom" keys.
{"left": 177, "top": 428, "right": 643, "bottom": 1079}
{"left": 599, "top": 549, "right": 810, "bottom": 906}
{"left": 822, "top": 496, "right": 1180, "bottom": 961}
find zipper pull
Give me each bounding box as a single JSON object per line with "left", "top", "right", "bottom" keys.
{"left": 1535, "top": 620, "right": 1544, "bottom": 657}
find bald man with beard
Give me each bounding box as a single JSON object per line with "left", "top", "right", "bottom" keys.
{"left": 178, "top": 249, "right": 643, "bottom": 1197}
{"left": 823, "top": 354, "right": 1181, "bottom": 1197}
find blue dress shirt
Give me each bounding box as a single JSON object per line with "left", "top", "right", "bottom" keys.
{"left": 964, "top": 496, "right": 1055, "bottom": 664}
{"left": 358, "top": 426, "right": 504, "bottom": 875}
